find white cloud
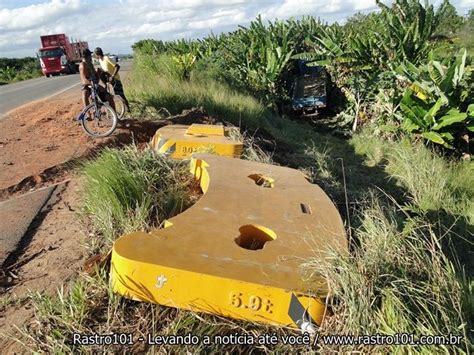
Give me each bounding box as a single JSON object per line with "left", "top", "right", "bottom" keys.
{"left": 188, "top": 8, "right": 247, "bottom": 29}
{"left": 145, "top": 9, "right": 195, "bottom": 22}
{"left": 0, "top": 0, "right": 471, "bottom": 57}
{"left": 0, "top": 0, "right": 83, "bottom": 32}
{"left": 459, "top": 0, "right": 474, "bottom": 11}
{"left": 352, "top": 0, "right": 378, "bottom": 11}
{"left": 262, "top": 0, "right": 344, "bottom": 18}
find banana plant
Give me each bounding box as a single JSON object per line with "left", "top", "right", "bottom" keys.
{"left": 131, "top": 39, "right": 167, "bottom": 55}
{"left": 400, "top": 93, "right": 472, "bottom": 147}
{"left": 296, "top": 0, "right": 437, "bottom": 71}
{"left": 398, "top": 50, "right": 473, "bottom": 149}
{"left": 376, "top": 0, "right": 437, "bottom": 65}
{"left": 171, "top": 53, "right": 196, "bottom": 80}
{"left": 0, "top": 66, "right": 16, "bottom": 82}
{"left": 219, "top": 15, "right": 296, "bottom": 106}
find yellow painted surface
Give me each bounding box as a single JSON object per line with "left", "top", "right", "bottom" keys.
{"left": 150, "top": 124, "right": 242, "bottom": 159}
{"left": 111, "top": 154, "right": 347, "bottom": 329}
{"left": 186, "top": 124, "right": 225, "bottom": 136}
{"left": 410, "top": 83, "right": 428, "bottom": 101}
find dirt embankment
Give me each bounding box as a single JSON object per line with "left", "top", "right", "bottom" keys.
{"left": 0, "top": 90, "right": 166, "bottom": 201}
{"left": 0, "top": 91, "right": 89, "bottom": 190}
{"left": 0, "top": 87, "right": 222, "bottom": 352}
{"left": 0, "top": 89, "right": 165, "bottom": 351}
{"left": 0, "top": 180, "right": 85, "bottom": 351}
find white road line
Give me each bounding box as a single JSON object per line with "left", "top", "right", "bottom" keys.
{"left": 37, "top": 81, "right": 81, "bottom": 102}
{"left": 3, "top": 81, "right": 81, "bottom": 117}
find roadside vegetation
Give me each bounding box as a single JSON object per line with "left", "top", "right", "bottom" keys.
{"left": 11, "top": 0, "right": 473, "bottom": 353}
{"left": 82, "top": 146, "right": 198, "bottom": 249}
{"left": 131, "top": 0, "right": 473, "bottom": 155}
{"left": 0, "top": 57, "right": 42, "bottom": 85}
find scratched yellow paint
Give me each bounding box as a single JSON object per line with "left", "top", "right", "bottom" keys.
{"left": 150, "top": 124, "right": 243, "bottom": 159}
{"left": 111, "top": 154, "right": 347, "bottom": 329}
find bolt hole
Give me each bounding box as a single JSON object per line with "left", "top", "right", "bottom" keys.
{"left": 248, "top": 174, "right": 274, "bottom": 188}
{"left": 235, "top": 225, "right": 277, "bottom": 251}
{"left": 300, "top": 203, "right": 312, "bottom": 214}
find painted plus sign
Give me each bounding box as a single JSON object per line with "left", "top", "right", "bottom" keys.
{"left": 155, "top": 274, "right": 168, "bottom": 288}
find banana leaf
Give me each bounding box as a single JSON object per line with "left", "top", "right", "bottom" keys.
{"left": 432, "top": 108, "right": 467, "bottom": 131}
{"left": 423, "top": 98, "right": 443, "bottom": 126}
{"left": 421, "top": 131, "right": 452, "bottom": 148}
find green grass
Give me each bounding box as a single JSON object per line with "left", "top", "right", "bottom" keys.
{"left": 351, "top": 132, "right": 474, "bottom": 217}
{"left": 302, "top": 131, "right": 473, "bottom": 353}
{"left": 306, "top": 197, "right": 471, "bottom": 353}
{"left": 81, "top": 145, "right": 197, "bottom": 249}
{"left": 128, "top": 54, "right": 270, "bottom": 128}
{"left": 24, "top": 270, "right": 311, "bottom": 353}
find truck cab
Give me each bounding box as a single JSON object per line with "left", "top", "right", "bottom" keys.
{"left": 37, "top": 46, "right": 69, "bottom": 77}
{"left": 37, "top": 34, "right": 87, "bottom": 77}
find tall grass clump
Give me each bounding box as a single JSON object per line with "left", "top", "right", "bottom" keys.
{"left": 352, "top": 130, "right": 473, "bottom": 269}
{"left": 351, "top": 131, "right": 474, "bottom": 218}
{"left": 24, "top": 270, "right": 150, "bottom": 353}
{"left": 128, "top": 54, "right": 270, "bottom": 128}
{"left": 226, "top": 127, "right": 273, "bottom": 164}
{"left": 385, "top": 142, "right": 474, "bottom": 218}
{"left": 82, "top": 145, "right": 196, "bottom": 246}
{"left": 305, "top": 197, "right": 472, "bottom": 354}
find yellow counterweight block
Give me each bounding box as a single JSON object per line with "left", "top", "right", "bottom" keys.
{"left": 111, "top": 154, "right": 347, "bottom": 330}
{"left": 150, "top": 124, "right": 243, "bottom": 159}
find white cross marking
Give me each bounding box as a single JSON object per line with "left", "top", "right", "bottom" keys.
{"left": 155, "top": 274, "right": 168, "bottom": 288}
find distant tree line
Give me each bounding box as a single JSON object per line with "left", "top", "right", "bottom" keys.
{"left": 0, "top": 57, "right": 41, "bottom": 84}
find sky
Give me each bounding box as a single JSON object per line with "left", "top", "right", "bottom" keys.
{"left": 0, "top": 0, "right": 473, "bottom": 58}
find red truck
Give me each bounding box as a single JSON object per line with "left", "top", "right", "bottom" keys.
{"left": 37, "top": 34, "right": 89, "bottom": 77}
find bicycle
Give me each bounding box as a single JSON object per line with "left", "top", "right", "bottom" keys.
{"left": 106, "top": 80, "right": 128, "bottom": 121}
{"left": 77, "top": 82, "right": 118, "bottom": 138}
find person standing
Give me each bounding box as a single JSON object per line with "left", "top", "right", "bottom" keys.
{"left": 94, "top": 47, "right": 129, "bottom": 110}
{"left": 79, "top": 48, "right": 114, "bottom": 109}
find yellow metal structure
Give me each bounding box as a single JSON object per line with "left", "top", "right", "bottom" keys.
{"left": 150, "top": 124, "right": 243, "bottom": 159}
{"left": 111, "top": 154, "right": 347, "bottom": 330}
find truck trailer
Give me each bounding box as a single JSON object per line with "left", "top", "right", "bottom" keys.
{"left": 37, "top": 34, "right": 88, "bottom": 77}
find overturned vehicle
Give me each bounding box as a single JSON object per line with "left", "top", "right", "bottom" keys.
{"left": 291, "top": 60, "right": 327, "bottom": 117}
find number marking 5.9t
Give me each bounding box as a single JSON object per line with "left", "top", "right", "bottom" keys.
{"left": 229, "top": 292, "right": 273, "bottom": 314}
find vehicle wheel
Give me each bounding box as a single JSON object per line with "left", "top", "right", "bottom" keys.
{"left": 113, "top": 95, "right": 127, "bottom": 121}
{"left": 46, "top": 74, "right": 50, "bottom": 78}
{"left": 69, "top": 63, "right": 77, "bottom": 74}
{"left": 80, "top": 102, "right": 118, "bottom": 138}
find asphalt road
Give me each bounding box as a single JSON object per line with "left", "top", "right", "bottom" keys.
{"left": 0, "top": 60, "right": 132, "bottom": 118}
{"left": 0, "top": 60, "right": 132, "bottom": 270}
{"left": 0, "top": 184, "right": 57, "bottom": 267}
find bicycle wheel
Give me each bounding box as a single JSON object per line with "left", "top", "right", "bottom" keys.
{"left": 80, "top": 102, "right": 118, "bottom": 138}
{"left": 113, "top": 95, "right": 126, "bottom": 121}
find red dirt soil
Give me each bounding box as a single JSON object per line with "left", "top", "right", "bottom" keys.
{"left": 0, "top": 90, "right": 165, "bottom": 201}
{"left": 0, "top": 180, "right": 87, "bottom": 352}
{"left": 0, "top": 89, "right": 166, "bottom": 351}
{"left": 0, "top": 87, "right": 218, "bottom": 351}
{"left": 0, "top": 90, "right": 93, "bottom": 189}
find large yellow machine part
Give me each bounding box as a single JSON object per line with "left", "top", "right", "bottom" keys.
{"left": 150, "top": 124, "right": 243, "bottom": 159}
{"left": 110, "top": 154, "right": 347, "bottom": 330}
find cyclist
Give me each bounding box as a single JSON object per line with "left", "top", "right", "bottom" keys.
{"left": 79, "top": 48, "right": 115, "bottom": 109}
{"left": 94, "top": 47, "right": 129, "bottom": 110}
